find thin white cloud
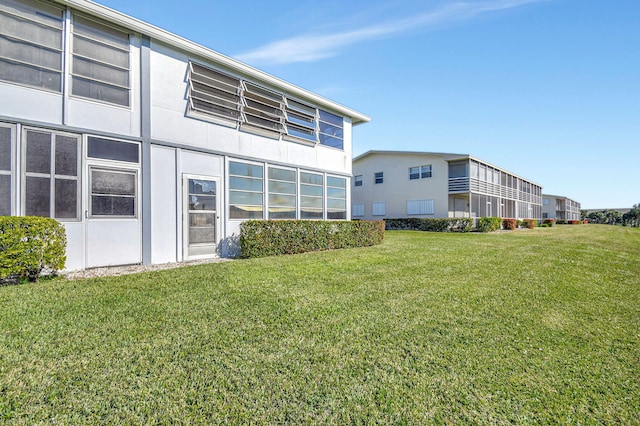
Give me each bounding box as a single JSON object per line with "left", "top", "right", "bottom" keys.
{"left": 235, "top": 0, "right": 545, "bottom": 65}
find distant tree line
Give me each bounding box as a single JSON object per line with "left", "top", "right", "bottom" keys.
{"left": 581, "top": 203, "right": 640, "bottom": 227}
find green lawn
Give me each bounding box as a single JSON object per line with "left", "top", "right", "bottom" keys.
{"left": 1, "top": 225, "right": 639, "bottom": 424}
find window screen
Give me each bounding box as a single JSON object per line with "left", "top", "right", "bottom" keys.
{"left": 90, "top": 168, "right": 136, "bottom": 216}
{"left": 0, "top": 0, "right": 63, "bottom": 91}
{"left": 23, "top": 129, "right": 80, "bottom": 220}
{"left": 72, "top": 15, "right": 130, "bottom": 106}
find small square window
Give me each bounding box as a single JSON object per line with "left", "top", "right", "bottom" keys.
{"left": 375, "top": 172, "right": 383, "bottom": 184}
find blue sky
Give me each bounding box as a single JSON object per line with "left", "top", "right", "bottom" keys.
{"left": 100, "top": 0, "right": 639, "bottom": 209}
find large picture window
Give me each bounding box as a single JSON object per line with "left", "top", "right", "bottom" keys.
{"left": 300, "top": 171, "right": 323, "bottom": 219}
{"left": 0, "top": 0, "right": 64, "bottom": 92}
{"left": 229, "top": 161, "right": 263, "bottom": 219}
{"left": 72, "top": 15, "right": 130, "bottom": 106}
{"left": 0, "top": 124, "right": 13, "bottom": 216}
{"left": 326, "top": 176, "right": 346, "bottom": 219}
{"left": 268, "top": 167, "right": 296, "bottom": 219}
{"left": 23, "top": 128, "right": 80, "bottom": 219}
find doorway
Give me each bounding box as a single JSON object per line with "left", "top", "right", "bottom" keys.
{"left": 183, "top": 175, "right": 220, "bottom": 260}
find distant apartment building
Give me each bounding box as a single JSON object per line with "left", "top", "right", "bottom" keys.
{"left": 542, "top": 195, "right": 581, "bottom": 221}
{"left": 352, "top": 151, "right": 543, "bottom": 221}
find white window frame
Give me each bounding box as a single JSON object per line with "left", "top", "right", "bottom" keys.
{"left": 299, "top": 170, "right": 324, "bottom": 220}
{"left": 0, "top": 122, "right": 15, "bottom": 216}
{"left": 267, "top": 165, "right": 297, "bottom": 220}
{"left": 71, "top": 13, "right": 131, "bottom": 107}
{"left": 0, "top": 0, "right": 64, "bottom": 92}
{"left": 354, "top": 175, "right": 362, "bottom": 187}
{"left": 228, "top": 159, "right": 265, "bottom": 220}
{"left": 326, "top": 175, "right": 347, "bottom": 220}
{"left": 22, "top": 127, "right": 81, "bottom": 221}
{"left": 374, "top": 172, "right": 383, "bottom": 184}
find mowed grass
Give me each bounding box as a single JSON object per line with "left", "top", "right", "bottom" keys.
{"left": 1, "top": 225, "right": 639, "bottom": 424}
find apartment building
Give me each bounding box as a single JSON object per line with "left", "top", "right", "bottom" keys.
{"left": 352, "top": 151, "right": 542, "bottom": 221}
{"left": 0, "top": 0, "right": 369, "bottom": 270}
{"left": 542, "top": 194, "right": 581, "bottom": 221}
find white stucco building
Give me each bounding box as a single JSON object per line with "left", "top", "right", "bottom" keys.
{"left": 542, "top": 194, "right": 581, "bottom": 221}
{"left": 352, "top": 151, "right": 542, "bottom": 221}
{"left": 0, "top": 0, "right": 369, "bottom": 270}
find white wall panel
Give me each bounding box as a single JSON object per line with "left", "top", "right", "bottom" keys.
{"left": 0, "top": 83, "right": 62, "bottom": 124}
{"left": 150, "top": 146, "right": 177, "bottom": 264}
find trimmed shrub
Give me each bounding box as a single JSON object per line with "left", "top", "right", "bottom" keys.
{"left": 384, "top": 218, "right": 472, "bottom": 233}
{"left": 239, "top": 220, "right": 385, "bottom": 259}
{"left": 477, "top": 217, "right": 502, "bottom": 233}
{"left": 0, "top": 216, "right": 67, "bottom": 283}
{"left": 568, "top": 220, "right": 582, "bottom": 225}
{"left": 556, "top": 219, "right": 567, "bottom": 225}
{"left": 543, "top": 219, "right": 556, "bottom": 227}
{"left": 521, "top": 219, "right": 537, "bottom": 229}
{"left": 502, "top": 218, "right": 517, "bottom": 230}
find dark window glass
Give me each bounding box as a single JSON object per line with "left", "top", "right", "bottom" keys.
{"left": 327, "top": 210, "right": 347, "bottom": 220}
{"left": 88, "top": 137, "right": 139, "bottom": 163}
{"left": 25, "top": 176, "right": 50, "bottom": 216}
{"left": 91, "top": 195, "right": 134, "bottom": 216}
{"left": 375, "top": 172, "right": 383, "bottom": 184}
{"left": 54, "top": 179, "right": 77, "bottom": 218}
{"left": 55, "top": 135, "right": 78, "bottom": 176}
{"left": 25, "top": 131, "right": 51, "bottom": 174}
{"left": 0, "top": 127, "right": 11, "bottom": 171}
{"left": 300, "top": 209, "right": 323, "bottom": 219}
{"left": 0, "top": 175, "right": 10, "bottom": 216}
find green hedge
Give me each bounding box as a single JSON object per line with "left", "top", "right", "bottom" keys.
{"left": 384, "top": 218, "right": 473, "bottom": 233}
{"left": 477, "top": 217, "right": 502, "bottom": 233}
{"left": 239, "top": 220, "right": 385, "bottom": 259}
{"left": 0, "top": 216, "right": 66, "bottom": 283}
{"left": 521, "top": 219, "right": 537, "bottom": 229}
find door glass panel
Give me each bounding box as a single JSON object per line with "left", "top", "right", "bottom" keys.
{"left": 90, "top": 168, "right": 136, "bottom": 217}
{"left": 189, "top": 212, "right": 216, "bottom": 244}
{"left": 187, "top": 178, "right": 217, "bottom": 252}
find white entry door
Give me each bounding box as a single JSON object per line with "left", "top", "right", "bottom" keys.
{"left": 86, "top": 165, "right": 141, "bottom": 267}
{"left": 183, "top": 175, "right": 220, "bottom": 260}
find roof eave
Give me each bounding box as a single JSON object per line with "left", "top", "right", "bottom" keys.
{"left": 60, "top": 0, "right": 370, "bottom": 125}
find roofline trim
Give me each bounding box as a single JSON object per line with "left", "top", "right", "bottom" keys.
{"left": 60, "top": 0, "right": 371, "bottom": 125}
